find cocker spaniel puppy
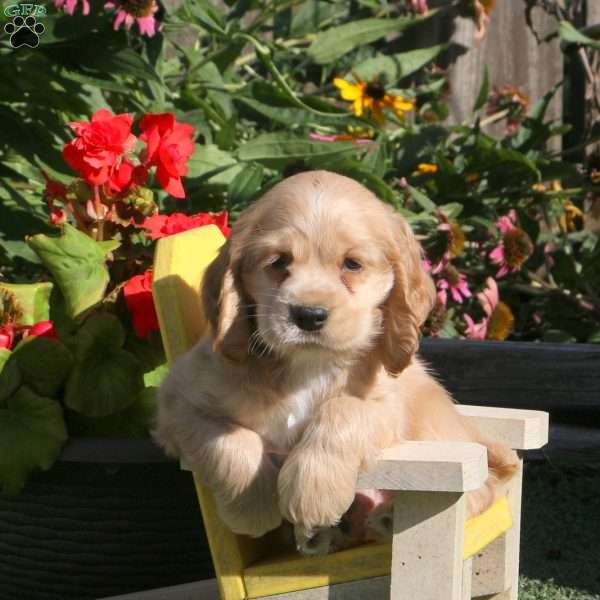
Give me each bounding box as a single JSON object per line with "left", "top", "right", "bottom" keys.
{"left": 155, "top": 170, "right": 517, "bottom": 555}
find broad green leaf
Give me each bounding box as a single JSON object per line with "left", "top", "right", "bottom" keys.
{"left": 0, "top": 282, "right": 53, "bottom": 325}
{"left": 238, "top": 133, "right": 356, "bottom": 168}
{"left": 228, "top": 164, "right": 264, "bottom": 206}
{"left": 27, "top": 225, "right": 110, "bottom": 318}
{"left": 64, "top": 314, "right": 144, "bottom": 417}
{"left": 65, "top": 386, "right": 156, "bottom": 437}
{"left": 187, "top": 144, "right": 242, "bottom": 185}
{"left": 79, "top": 47, "right": 162, "bottom": 83}
{"left": 290, "top": 0, "right": 340, "bottom": 36}
{"left": 473, "top": 66, "right": 490, "bottom": 112}
{"left": 10, "top": 336, "right": 73, "bottom": 398}
{"left": 186, "top": 0, "right": 226, "bottom": 35}
{"left": 352, "top": 45, "right": 446, "bottom": 85}
{"left": 559, "top": 20, "right": 600, "bottom": 50}
{"left": 408, "top": 186, "right": 437, "bottom": 212}
{"left": 0, "top": 387, "right": 67, "bottom": 495}
{"left": 0, "top": 352, "right": 21, "bottom": 404}
{"left": 307, "top": 15, "right": 430, "bottom": 64}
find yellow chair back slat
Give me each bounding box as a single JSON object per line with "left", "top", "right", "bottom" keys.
{"left": 153, "top": 226, "right": 513, "bottom": 600}
{"left": 153, "top": 225, "right": 253, "bottom": 600}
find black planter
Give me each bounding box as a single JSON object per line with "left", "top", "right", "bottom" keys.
{"left": 0, "top": 439, "right": 213, "bottom": 600}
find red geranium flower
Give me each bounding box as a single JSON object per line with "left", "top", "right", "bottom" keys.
{"left": 139, "top": 113, "right": 195, "bottom": 198}
{"left": 142, "top": 211, "right": 231, "bottom": 239}
{"left": 123, "top": 270, "right": 160, "bottom": 339}
{"left": 23, "top": 320, "right": 58, "bottom": 340}
{"left": 0, "top": 320, "right": 58, "bottom": 350}
{"left": 63, "top": 109, "right": 137, "bottom": 186}
{"left": 0, "top": 326, "right": 14, "bottom": 350}
{"left": 108, "top": 158, "right": 149, "bottom": 194}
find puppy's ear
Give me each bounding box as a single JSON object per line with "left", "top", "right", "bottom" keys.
{"left": 378, "top": 214, "right": 436, "bottom": 376}
{"left": 201, "top": 239, "right": 250, "bottom": 362}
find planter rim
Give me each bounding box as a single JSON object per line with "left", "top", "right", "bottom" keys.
{"left": 58, "top": 437, "right": 174, "bottom": 464}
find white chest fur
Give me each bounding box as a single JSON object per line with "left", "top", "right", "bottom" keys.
{"left": 258, "top": 367, "right": 341, "bottom": 455}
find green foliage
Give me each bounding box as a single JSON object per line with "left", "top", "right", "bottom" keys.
{"left": 0, "top": 387, "right": 68, "bottom": 495}
{"left": 27, "top": 225, "right": 111, "bottom": 318}
{"left": 64, "top": 314, "right": 144, "bottom": 417}
{"left": 0, "top": 0, "right": 599, "bottom": 492}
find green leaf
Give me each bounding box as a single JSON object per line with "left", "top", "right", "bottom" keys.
{"left": 352, "top": 45, "right": 446, "bottom": 85}
{"left": 228, "top": 164, "right": 264, "bottom": 206}
{"left": 473, "top": 66, "right": 490, "bottom": 112}
{"left": 79, "top": 46, "right": 162, "bottom": 84}
{"left": 97, "top": 240, "right": 121, "bottom": 255}
{"left": 0, "top": 387, "right": 67, "bottom": 495}
{"left": 143, "top": 363, "right": 169, "bottom": 387}
{"left": 27, "top": 225, "right": 110, "bottom": 318}
{"left": 408, "top": 186, "right": 437, "bottom": 212}
{"left": 64, "top": 314, "right": 144, "bottom": 417}
{"left": 308, "top": 15, "right": 430, "bottom": 65}
{"left": 0, "top": 349, "right": 10, "bottom": 375}
{"left": 187, "top": 144, "right": 242, "bottom": 185}
{"left": 238, "top": 133, "right": 356, "bottom": 168}
{"left": 65, "top": 386, "right": 156, "bottom": 437}
{"left": 0, "top": 352, "right": 21, "bottom": 404}
{"left": 558, "top": 20, "right": 600, "bottom": 50}
{"left": 11, "top": 337, "right": 73, "bottom": 398}
{"left": 0, "top": 282, "right": 53, "bottom": 325}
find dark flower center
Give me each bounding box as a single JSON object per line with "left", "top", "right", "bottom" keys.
{"left": 365, "top": 82, "right": 386, "bottom": 101}
{"left": 121, "top": 0, "right": 154, "bottom": 17}
{"left": 503, "top": 227, "right": 533, "bottom": 269}
{"left": 487, "top": 301, "right": 514, "bottom": 341}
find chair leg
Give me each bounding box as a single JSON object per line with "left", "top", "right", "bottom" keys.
{"left": 462, "top": 557, "right": 473, "bottom": 600}
{"left": 473, "top": 455, "right": 524, "bottom": 600}
{"left": 390, "top": 491, "right": 466, "bottom": 600}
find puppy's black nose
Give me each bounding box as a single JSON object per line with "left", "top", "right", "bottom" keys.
{"left": 289, "top": 305, "right": 329, "bottom": 332}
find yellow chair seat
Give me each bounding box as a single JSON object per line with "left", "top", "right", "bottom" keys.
{"left": 241, "top": 496, "right": 512, "bottom": 599}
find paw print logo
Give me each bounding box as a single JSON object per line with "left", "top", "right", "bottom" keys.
{"left": 4, "top": 15, "right": 45, "bottom": 48}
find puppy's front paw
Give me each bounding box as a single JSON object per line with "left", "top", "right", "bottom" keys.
{"left": 217, "top": 466, "right": 282, "bottom": 538}
{"left": 278, "top": 450, "right": 358, "bottom": 531}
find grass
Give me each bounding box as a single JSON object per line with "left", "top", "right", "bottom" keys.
{"left": 517, "top": 460, "right": 600, "bottom": 600}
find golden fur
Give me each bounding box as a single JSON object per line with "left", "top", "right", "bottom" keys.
{"left": 154, "top": 170, "right": 518, "bottom": 554}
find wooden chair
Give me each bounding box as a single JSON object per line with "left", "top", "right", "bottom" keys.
{"left": 153, "top": 225, "right": 549, "bottom": 600}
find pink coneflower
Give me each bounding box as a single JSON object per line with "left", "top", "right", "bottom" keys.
{"left": 489, "top": 209, "right": 533, "bottom": 278}
{"left": 54, "top": 0, "right": 90, "bottom": 15}
{"left": 437, "top": 266, "right": 472, "bottom": 304}
{"left": 463, "top": 277, "right": 514, "bottom": 341}
{"left": 407, "top": 0, "right": 429, "bottom": 14}
{"left": 104, "top": 0, "right": 161, "bottom": 37}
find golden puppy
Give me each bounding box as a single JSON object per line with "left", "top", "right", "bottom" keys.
{"left": 154, "top": 170, "right": 517, "bottom": 554}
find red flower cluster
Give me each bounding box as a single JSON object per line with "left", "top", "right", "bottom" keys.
{"left": 63, "top": 109, "right": 195, "bottom": 199}
{"left": 124, "top": 211, "right": 230, "bottom": 339}
{"left": 142, "top": 211, "right": 231, "bottom": 239}
{"left": 0, "top": 320, "right": 58, "bottom": 351}
{"left": 140, "top": 114, "right": 195, "bottom": 199}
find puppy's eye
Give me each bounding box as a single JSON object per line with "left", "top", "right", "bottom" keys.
{"left": 269, "top": 254, "right": 292, "bottom": 270}
{"left": 343, "top": 257, "right": 362, "bottom": 272}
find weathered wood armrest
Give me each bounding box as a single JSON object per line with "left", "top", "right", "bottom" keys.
{"left": 357, "top": 441, "right": 488, "bottom": 492}
{"left": 456, "top": 405, "right": 549, "bottom": 450}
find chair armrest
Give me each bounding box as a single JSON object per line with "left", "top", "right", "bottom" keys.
{"left": 456, "top": 405, "right": 549, "bottom": 450}
{"left": 357, "top": 441, "right": 488, "bottom": 493}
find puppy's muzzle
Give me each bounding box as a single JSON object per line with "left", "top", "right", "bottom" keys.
{"left": 289, "top": 305, "right": 329, "bottom": 332}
